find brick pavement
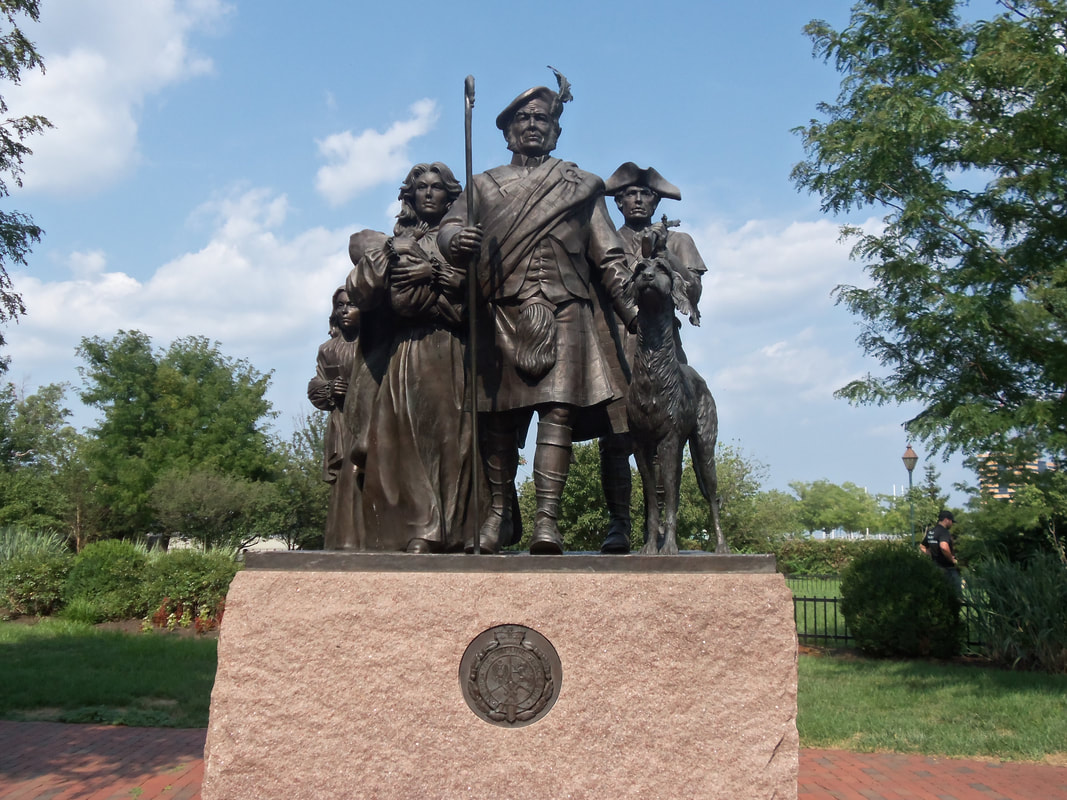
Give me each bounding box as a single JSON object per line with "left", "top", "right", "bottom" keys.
{"left": 800, "top": 748, "right": 1067, "bottom": 800}
{"left": 0, "top": 721, "right": 204, "bottom": 800}
{"left": 1, "top": 721, "right": 1065, "bottom": 799}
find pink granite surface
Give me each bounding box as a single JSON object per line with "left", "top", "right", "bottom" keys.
{"left": 203, "top": 568, "right": 798, "bottom": 799}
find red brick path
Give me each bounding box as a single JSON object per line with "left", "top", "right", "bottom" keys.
{"left": 0, "top": 721, "right": 204, "bottom": 800}
{"left": 1, "top": 721, "right": 1065, "bottom": 799}
{"left": 800, "top": 748, "right": 1067, "bottom": 800}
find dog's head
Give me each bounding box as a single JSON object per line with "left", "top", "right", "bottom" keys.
{"left": 625, "top": 257, "right": 695, "bottom": 321}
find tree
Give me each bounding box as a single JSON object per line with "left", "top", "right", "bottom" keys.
{"left": 791, "top": 479, "right": 881, "bottom": 537}
{"left": 151, "top": 467, "right": 273, "bottom": 551}
{"left": 964, "top": 473, "right": 1067, "bottom": 563}
{"left": 881, "top": 463, "right": 951, "bottom": 539}
{"left": 678, "top": 444, "right": 799, "bottom": 552}
{"left": 77, "top": 331, "right": 279, "bottom": 539}
{"left": 0, "top": 1, "right": 52, "bottom": 365}
{"left": 0, "top": 381, "right": 88, "bottom": 537}
{"left": 793, "top": 2, "right": 1067, "bottom": 496}
{"left": 264, "top": 411, "right": 329, "bottom": 550}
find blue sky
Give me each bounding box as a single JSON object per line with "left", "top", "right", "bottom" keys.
{"left": 5, "top": 0, "right": 979, "bottom": 506}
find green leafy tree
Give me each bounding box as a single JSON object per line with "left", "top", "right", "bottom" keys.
{"left": 793, "top": 1, "right": 1067, "bottom": 510}
{"left": 0, "top": 382, "right": 87, "bottom": 536}
{"left": 78, "top": 331, "right": 279, "bottom": 539}
{"left": 151, "top": 467, "right": 274, "bottom": 550}
{"left": 678, "top": 445, "right": 799, "bottom": 552}
{"left": 264, "top": 412, "right": 329, "bottom": 550}
{"left": 881, "top": 463, "right": 951, "bottom": 540}
{"left": 964, "top": 473, "right": 1067, "bottom": 563}
{"left": 792, "top": 479, "right": 882, "bottom": 536}
{"left": 750, "top": 489, "right": 802, "bottom": 545}
{"left": 0, "top": 1, "right": 52, "bottom": 367}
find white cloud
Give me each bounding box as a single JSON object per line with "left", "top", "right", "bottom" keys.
{"left": 9, "top": 186, "right": 353, "bottom": 390}
{"left": 66, "top": 250, "right": 108, "bottom": 278}
{"left": 315, "top": 99, "right": 439, "bottom": 207}
{"left": 710, "top": 328, "right": 859, "bottom": 403}
{"left": 7, "top": 0, "right": 230, "bottom": 194}
{"left": 692, "top": 217, "right": 882, "bottom": 323}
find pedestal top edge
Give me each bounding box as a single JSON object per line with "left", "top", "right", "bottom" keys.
{"left": 242, "top": 551, "right": 777, "bottom": 574}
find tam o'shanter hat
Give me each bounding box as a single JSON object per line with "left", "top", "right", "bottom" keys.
{"left": 496, "top": 87, "right": 557, "bottom": 129}
{"left": 495, "top": 66, "right": 573, "bottom": 130}
{"left": 604, "top": 162, "right": 682, "bottom": 201}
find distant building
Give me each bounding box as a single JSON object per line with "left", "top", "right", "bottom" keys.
{"left": 978, "top": 454, "right": 1056, "bottom": 500}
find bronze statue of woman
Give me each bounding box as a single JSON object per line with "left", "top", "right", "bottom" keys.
{"left": 346, "top": 162, "right": 481, "bottom": 552}
{"left": 307, "top": 287, "right": 363, "bottom": 549}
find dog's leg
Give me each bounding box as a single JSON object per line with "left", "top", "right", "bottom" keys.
{"left": 634, "top": 445, "right": 660, "bottom": 555}
{"left": 691, "top": 384, "right": 730, "bottom": 554}
{"left": 659, "top": 434, "right": 682, "bottom": 555}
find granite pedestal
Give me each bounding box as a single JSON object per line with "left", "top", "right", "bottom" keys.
{"left": 202, "top": 552, "right": 797, "bottom": 799}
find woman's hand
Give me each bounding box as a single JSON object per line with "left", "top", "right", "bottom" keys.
{"left": 391, "top": 254, "right": 434, "bottom": 288}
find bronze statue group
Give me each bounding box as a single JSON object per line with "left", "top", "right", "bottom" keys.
{"left": 308, "top": 71, "right": 708, "bottom": 556}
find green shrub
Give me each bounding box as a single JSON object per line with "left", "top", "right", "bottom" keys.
{"left": 61, "top": 539, "right": 149, "bottom": 622}
{"left": 774, "top": 538, "right": 885, "bottom": 576}
{"left": 0, "top": 551, "right": 72, "bottom": 618}
{"left": 0, "top": 527, "right": 68, "bottom": 562}
{"left": 141, "top": 548, "right": 239, "bottom": 631}
{"left": 60, "top": 596, "right": 108, "bottom": 625}
{"left": 968, "top": 554, "right": 1067, "bottom": 673}
{"left": 840, "top": 542, "right": 962, "bottom": 659}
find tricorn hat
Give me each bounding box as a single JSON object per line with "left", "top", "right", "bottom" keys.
{"left": 604, "top": 162, "right": 682, "bottom": 201}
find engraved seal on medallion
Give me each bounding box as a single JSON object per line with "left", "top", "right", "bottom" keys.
{"left": 459, "top": 625, "right": 562, "bottom": 727}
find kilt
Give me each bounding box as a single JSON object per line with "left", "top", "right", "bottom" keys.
{"left": 477, "top": 297, "right": 623, "bottom": 414}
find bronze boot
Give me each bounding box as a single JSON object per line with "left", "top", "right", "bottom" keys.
{"left": 468, "top": 427, "right": 517, "bottom": 554}
{"left": 529, "top": 421, "right": 571, "bottom": 555}
{"left": 599, "top": 433, "right": 632, "bottom": 554}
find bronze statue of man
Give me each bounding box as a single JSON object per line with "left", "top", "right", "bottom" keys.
{"left": 597, "top": 163, "right": 708, "bottom": 554}
{"left": 606, "top": 162, "right": 706, "bottom": 325}
{"left": 439, "top": 77, "right": 636, "bottom": 555}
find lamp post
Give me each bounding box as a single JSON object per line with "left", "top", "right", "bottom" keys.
{"left": 902, "top": 445, "right": 918, "bottom": 543}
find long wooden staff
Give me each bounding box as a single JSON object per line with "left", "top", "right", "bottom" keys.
{"left": 464, "top": 75, "right": 482, "bottom": 555}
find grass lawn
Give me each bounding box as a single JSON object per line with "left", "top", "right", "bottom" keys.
{"left": 2, "top": 618, "right": 1065, "bottom": 763}
{"left": 0, "top": 618, "right": 217, "bottom": 728}
{"left": 786, "top": 575, "right": 842, "bottom": 598}
{"left": 799, "top": 652, "right": 1067, "bottom": 763}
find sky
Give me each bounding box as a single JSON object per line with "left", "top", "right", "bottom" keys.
{"left": 4, "top": 0, "right": 982, "bottom": 507}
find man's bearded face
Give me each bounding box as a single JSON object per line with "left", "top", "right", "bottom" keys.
{"left": 505, "top": 98, "right": 560, "bottom": 156}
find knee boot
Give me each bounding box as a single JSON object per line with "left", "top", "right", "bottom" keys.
{"left": 530, "top": 421, "right": 571, "bottom": 555}
{"left": 469, "top": 426, "right": 517, "bottom": 554}
{"left": 599, "top": 434, "right": 632, "bottom": 554}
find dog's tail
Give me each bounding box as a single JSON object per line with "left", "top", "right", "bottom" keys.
{"left": 689, "top": 377, "right": 729, "bottom": 554}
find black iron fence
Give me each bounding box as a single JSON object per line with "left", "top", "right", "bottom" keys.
{"left": 789, "top": 577, "right": 985, "bottom": 650}
{"left": 793, "top": 596, "right": 852, "bottom": 646}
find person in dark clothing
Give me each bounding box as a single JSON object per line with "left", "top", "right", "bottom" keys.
{"left": 922, "top": 510, "right": 961, "bottom": 594}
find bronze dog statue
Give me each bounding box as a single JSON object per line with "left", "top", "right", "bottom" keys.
{"left": 625, "top": 254, "right": 728, "bottom": 555}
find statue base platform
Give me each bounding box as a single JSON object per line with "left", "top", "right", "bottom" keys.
{"left": 202, "top": 552, "right": 797, "bottom": 800}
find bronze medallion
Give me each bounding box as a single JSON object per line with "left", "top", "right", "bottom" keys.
{"left": 459, "top": 625, "right": 562, "bottom": 727}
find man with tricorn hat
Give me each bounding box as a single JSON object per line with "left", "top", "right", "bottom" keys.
{"left": 596, "top": 162, "right": 708, "bottom": 554}
{"left": 605, "top": 162, "right": 706, "bottom": 326}
{"left": 439, "top": 70, "right": 636, "bottom": 555}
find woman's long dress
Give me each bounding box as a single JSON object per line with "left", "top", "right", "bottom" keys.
{"left": 346, "top": 226, "right": 480, "bottom": 551}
